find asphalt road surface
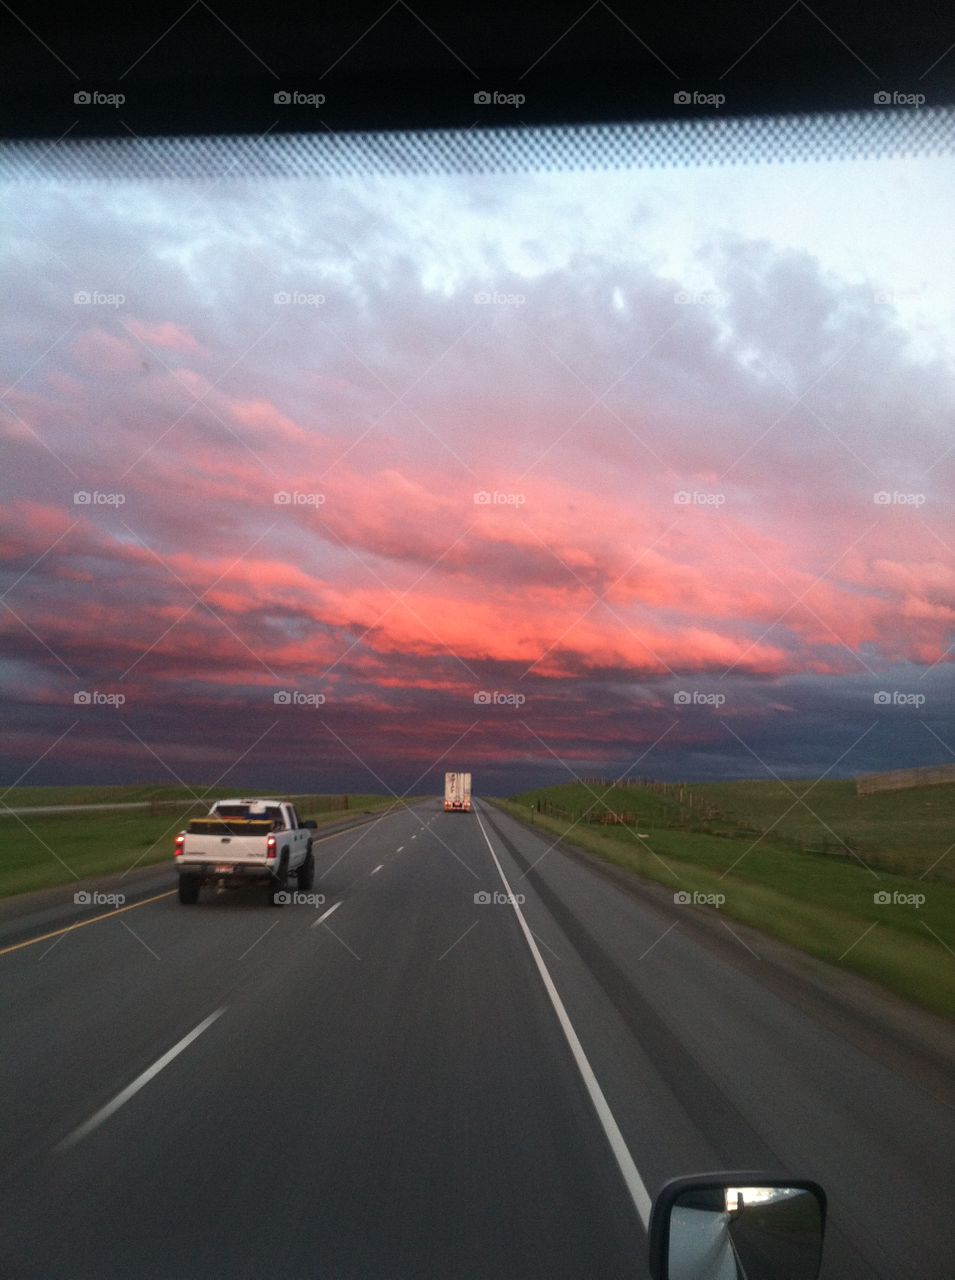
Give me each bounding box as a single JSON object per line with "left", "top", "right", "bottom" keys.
{"left": 0, "top": 798, "right": 952, "bottom": 1279}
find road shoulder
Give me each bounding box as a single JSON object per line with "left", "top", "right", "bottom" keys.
{"left": 484, "top": 799, "right": 955, "bottom": 1110}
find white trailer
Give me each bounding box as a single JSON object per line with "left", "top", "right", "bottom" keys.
{"left": 444, "top": 772, "right": 472, "bottom": 812}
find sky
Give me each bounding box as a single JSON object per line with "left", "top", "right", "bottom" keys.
{"left": 1, "top": 119, "right": 953, "bottom": 796}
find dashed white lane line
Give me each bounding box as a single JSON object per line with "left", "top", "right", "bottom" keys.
{"left": 472, "top": 801, "right": 653, "bottom": 1229}
{"left": 57, "top": 1007, "right": 226, "bottom": 1151}
{"left": 397, "top": 846, "right": 404, "bottom": 852}
{"left": 311, "top": 901, "right": 343, "bottom": 928}
{"left": 371, "top": 864, "right": 384, "bottom": 876}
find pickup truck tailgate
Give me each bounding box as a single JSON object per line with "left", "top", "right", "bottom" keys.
{"left": 182, "top": 817, "right": 272, "bottom": 863}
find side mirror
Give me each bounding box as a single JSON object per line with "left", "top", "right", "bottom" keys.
{"left": 302, "top": 819, "right": 317, "bottom": 829}
{"left": 649, "top": 1173, "right": 826, "bottom": 1280}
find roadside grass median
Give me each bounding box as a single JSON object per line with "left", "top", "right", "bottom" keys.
{"left": 0, "top": 791, "right": 400, "bottom": 899}
{"left": 288, "top": 795, "right": 412, "bottom": 824}
{"left": 488, "top": 792, "right": 955, "bottom": 1021}
{"left": 0, "top": 809, "right": 199, "bottom": 898}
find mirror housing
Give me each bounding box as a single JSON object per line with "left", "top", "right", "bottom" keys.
{"left": 302, "top": 819, "right": 317, "bottom": 829}
{"left": 649, "top": 1173, "right": 826, "bottom": 1280}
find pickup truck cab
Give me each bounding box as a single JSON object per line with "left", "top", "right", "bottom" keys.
{"left": 174, "top": 798, "right": 317, "bottom": 905}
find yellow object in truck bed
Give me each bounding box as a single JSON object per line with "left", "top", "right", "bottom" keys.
{"left": 187, "top": 817, "right": 274, "bottom": 835}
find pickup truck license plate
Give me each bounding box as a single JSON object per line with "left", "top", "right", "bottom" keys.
{"left": 214, "top": 864, "right": 235, "bottom": 873}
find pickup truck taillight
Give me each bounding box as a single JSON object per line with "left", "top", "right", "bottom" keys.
{"left": 266, "top": 834, "right": 277, "bottom": 859}
{"left": 174, "top": 833, "right": 185, "bottom": 857}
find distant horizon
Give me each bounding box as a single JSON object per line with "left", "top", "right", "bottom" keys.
{"left": 3, "top": 757, "right": 952, "bottom": 800}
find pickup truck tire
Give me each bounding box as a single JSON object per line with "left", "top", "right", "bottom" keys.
{"left": 298, "top": 847, "right": 315, "bottom": 891}
{"left": 178, "top": 874, "right": 200, "bottom": 904}
{"left": 269, "top": 854, "right": 290, "bottom": 906}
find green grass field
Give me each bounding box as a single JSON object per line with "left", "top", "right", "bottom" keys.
{"left": 515, "top": 778, "right": 955, "bottom": 881}
{"left": 680, "top": 778, "right": 955, "bottom": 880}
{"left": 0, "top": 790, "right": 403, "bottom": 899}
{"left": 495, "top": 780, "right": 955, "bottom": 1019}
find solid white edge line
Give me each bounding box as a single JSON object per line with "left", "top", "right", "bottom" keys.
{"left": 311, "top": 900, "right": 343, "bottom": 928}
{"left": 56, "top": 1007, "right": 226, "bottom": 1151}
{"left": 472, "top": 801, "right": 653, "bottom": 1229}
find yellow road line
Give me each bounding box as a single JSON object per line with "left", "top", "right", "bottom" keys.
{"left": 0, "top": 890, "right": 177, "bottom": 958}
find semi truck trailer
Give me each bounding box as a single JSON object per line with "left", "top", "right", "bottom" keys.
{"left": 444, "top": 772, "right": 472, "bottom": 812}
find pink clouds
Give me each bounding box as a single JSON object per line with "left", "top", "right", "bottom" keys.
{"left": 1, "top": 450, "right": 951, "bottom": 701}
{"left": 125, "top": 319, "right": 204, "bottom": 354}
{"left": 230, "top": 398, "right": 310, "bottom": 444}
{"left": 70, "top": 329, "right": 141, "bottom": 375}
{"left": 0, "top": 513, "right": 813, "bottom": 692}
{"left": 1, "top": 169, "right": 953, "bottom": 789}
{"left": 0, "top": 501, "right": 75, "bottom": 555}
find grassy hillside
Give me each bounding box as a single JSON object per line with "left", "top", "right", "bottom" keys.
{"left": 515, "top": 778, "right": 955, "bottom": 881}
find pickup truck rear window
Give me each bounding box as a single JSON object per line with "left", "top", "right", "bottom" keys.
{"left": 208, "top": 803, "right": 282, "bottom": 824}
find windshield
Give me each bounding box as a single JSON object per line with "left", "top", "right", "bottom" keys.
{"left": 1, "top": 109, "right": 953, "bottom": 1280}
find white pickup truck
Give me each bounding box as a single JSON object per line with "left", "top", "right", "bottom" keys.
{"left": 174, "top": 798, "right": 317, "bottom": 905}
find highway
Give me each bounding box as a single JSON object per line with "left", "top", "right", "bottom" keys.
{"left": 0, "top": 797, "right": 952, "bottom": 1279}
